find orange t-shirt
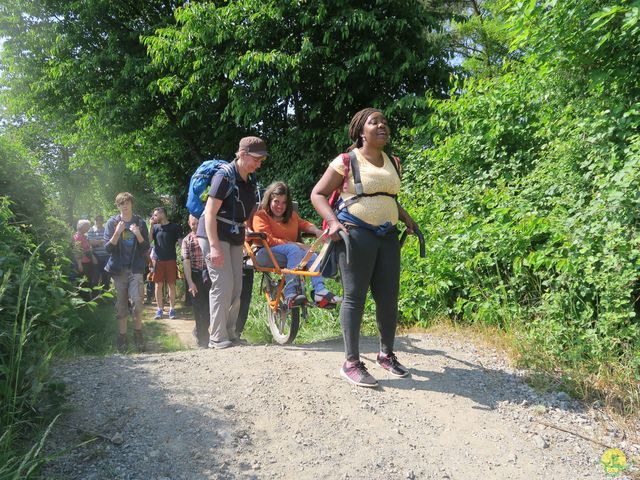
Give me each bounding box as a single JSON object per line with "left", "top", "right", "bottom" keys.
{"left": 252, "top": 210, "right": 314, "bottom": 246}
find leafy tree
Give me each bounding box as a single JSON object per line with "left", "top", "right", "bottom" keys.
{"left": 0, "top": 0, "right": 189, "bottom": 210}
{"left": 144, "top": 0, "right": 452, "bottom": 198}
{"left": 445, "top": 0, "right": 514, "bottom": 76}
{"left": 1, "top": 1, "right": 453, "bottom": 216}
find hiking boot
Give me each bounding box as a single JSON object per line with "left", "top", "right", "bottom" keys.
{"left": 376, "top": 352, "right": 409, "bottom": 377}
{"left": 313, "top": 290, "right": 342, "bottom": 309}
{"left": 192, "top": 328, "right": 208, "bottom": 349}
{"left": 154, "top": 308, "right": 163, "bottom": 320}
{"left": 168, "top": 308, "right": 177, "bottom": 319}
{"left": 231, "top": 337, "right": 249, "bottom": 346}
{"left": 340, "top": 360, "right": 378, "bottom": 388}
{"left": 116, "top": 334, "right": 128, "bottom": 353}
{"left": 285, "top": 293, "right": 307, "bottom": 308}
{"left": 133, "top": 329, "right": 145, "bottom": 352}
{"left": 208, "top": 339, "right": 233, "bottom": 349}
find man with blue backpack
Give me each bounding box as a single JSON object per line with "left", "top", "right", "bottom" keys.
{"left": 187, "top": 136, "right": 267, "bottom": 349}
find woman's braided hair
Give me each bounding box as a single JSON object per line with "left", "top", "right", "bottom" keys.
{"left": 348, "top": 107, "right": 383, "bottom": 151}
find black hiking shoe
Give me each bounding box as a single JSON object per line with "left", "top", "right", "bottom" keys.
{"left": 116, "top": 334, "right": 128, "bottom": 353}
{"left": 133, "top": 329, "right": 145, "bottom": 352}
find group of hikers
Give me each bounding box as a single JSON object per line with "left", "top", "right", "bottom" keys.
{"left": 75, "top": 107, "right": 419, "bottom": 388}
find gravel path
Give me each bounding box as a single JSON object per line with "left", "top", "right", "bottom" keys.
{"left": 44, "top": 333, "right": 639, "bottom": 479}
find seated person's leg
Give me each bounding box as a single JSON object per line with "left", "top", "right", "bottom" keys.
{"left": 308, "top": 252, "right": 342, "bottom": 307}
{"left": 254, "top": 247, "right": 287, "bottom": 268}
{"left": 254, "top": 245, "right": 302, "bottom": 303}
{"left": 270, "top": 244, "right": 306, "bottom": 299}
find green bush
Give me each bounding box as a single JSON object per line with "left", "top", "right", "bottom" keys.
{"left": 398, "top": 0, "right": 640, "bottom": 409}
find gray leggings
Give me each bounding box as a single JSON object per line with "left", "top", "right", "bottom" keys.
{"left": 337, "top": 227, "right": 400, "bottom": 361}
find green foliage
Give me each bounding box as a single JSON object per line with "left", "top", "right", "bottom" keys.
{"left": 143, "top": 0, "right": 452, "bottom": 209}
{"left": 0, "top": 198, "right": 84, "bottom": 477}
{"left": 399, "top": 0, "right": 640, "bottom": 401}
{"left": 0, "top": 0, "right": 187, "bottom": 214}
{"left": 1, "top": 1, "right": 452, "bottom": 216}
{"left": 446, "top": 0, "right": 515, "bottom": 77}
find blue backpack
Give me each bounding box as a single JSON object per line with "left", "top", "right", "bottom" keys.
{"left": 185, "top": 160, "right": 237, "bottom": 217}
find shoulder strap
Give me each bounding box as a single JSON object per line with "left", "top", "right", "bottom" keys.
{"left": 349, "top": 150, "right": 364, "bottom": 196}
{"left": 342, "top": 151, "right": 397, "bottom": 195}
{"left": 340, "top": 151, "right": 363, "bottom": 195}
{"left": 216, "top": 162, "right": 238, "bottom": 199}
{"left": 391, "top": 155, "right": 401, "bottom": 179}
{"left": 336, "top": 152, "right": 400, "bottom": 211}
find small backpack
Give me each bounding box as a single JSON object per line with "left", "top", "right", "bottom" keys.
{"left": 322, "top": 151, "right": 401, "bottom": 230}
{"left": 186, "top": 160, "right": 238, "bottom": 217}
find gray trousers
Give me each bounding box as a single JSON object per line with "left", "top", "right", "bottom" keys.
{"left": 198, "top": 238, "right": 243, "bottom": 343}
{"left": 337, "top": 227, "right": 400, "bottom": 361}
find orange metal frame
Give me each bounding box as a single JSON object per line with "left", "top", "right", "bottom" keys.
{"left": 244, "top": 232, "right": 325, "bottom": 313}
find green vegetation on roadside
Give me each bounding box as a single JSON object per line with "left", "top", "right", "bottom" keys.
{"left": 398, "top": 0, "right": 640, "bottom": 414}
{"left": 0, "top": 200, "right": 80, "bottom": 478}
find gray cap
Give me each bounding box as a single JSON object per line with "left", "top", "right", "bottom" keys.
{"left": 239, "top": 136, "right": 269, "bottom": 157}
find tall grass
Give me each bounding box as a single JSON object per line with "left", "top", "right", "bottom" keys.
{"left": 0, "top": 254, "right": 59, "bottom": 478}
{"left": 0, "top": 198, "right": 84, "bottom": 478}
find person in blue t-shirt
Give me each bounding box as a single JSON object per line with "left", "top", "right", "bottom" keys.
{"left": 104, "top": 192, "right": 150, "bottom": 352}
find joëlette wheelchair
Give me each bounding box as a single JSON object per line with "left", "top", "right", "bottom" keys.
{"left": 243, "top": 230, "right": 349, "bottom": 344}
{"left": 244, "top": 226, "right": 424, "bottom": 345}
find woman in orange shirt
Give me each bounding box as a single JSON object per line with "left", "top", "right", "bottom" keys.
{"left": 253, "top": 181, "right": 341, "bottom": 308}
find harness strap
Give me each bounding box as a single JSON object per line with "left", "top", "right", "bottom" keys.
{"left": 214, "top": 161, "right": 256, "bottom": 228}
{"left": 341, "top": 150, "right": 400, "bottom": 206}
{"left": 216, "top": 215, "right": 245, "bottom": 234}
{"left": 340, "top": 192, "right": 397, "bottom": 210}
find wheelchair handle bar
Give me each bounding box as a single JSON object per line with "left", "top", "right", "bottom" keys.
{"left": 337, "top": 229, "right": 351, "bottom": 265}
{"left": 399, "top": 226, "right": 425, "bottom": 258}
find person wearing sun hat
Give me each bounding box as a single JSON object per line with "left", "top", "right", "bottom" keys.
{"left": 196, "top": 136, "right": 267, "bottom": 349}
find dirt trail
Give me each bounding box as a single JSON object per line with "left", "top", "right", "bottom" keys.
{"left": 43, "top": 313, "right": 639, "bottom": 480}
{"left": 150, "top": 304, "right": 200, "bottom": 348}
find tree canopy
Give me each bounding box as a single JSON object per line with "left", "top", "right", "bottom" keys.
{"left": 1, "top": 0, "right": 453, "bottom": 214}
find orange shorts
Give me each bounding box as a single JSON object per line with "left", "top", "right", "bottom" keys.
{"left": 152, "top": 259, "right": 177, "bottom": 284}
